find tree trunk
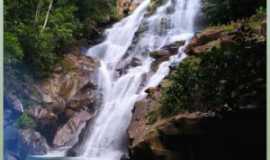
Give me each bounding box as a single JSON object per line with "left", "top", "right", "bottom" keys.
{"left": 41, "top": 0, "right": 53, "bottom": 32}
{"left": 35, "top": 0, "right": 42, "bottom": 23}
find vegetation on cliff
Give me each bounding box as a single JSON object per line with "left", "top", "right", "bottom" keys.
{"left": 4, "top": 0, "right": 118, "bottom": 78}
{"left": 159, "top": 11, "right": 266, "bottom": 117}
{"left": 128, "top": 3, "right": 266, "bottom": 160}
{"left": 16, "top": 113, "right": 36, "bottom": 129}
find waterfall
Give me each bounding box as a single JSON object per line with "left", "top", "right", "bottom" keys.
{"left": 30, "top": 0, "right": 201, "bottom": 159}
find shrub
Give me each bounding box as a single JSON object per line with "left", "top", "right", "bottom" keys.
{"left": 4, "top": 32, "right": 23, "bottom": 65}
{"left": 16, "top": 113, "right": 36, "bottom": 129}
{"left": 75, "top": 0, "right": 119, "bottom": 40}
{"left": 202, "top": 0, "right": 266, "bottom": 25}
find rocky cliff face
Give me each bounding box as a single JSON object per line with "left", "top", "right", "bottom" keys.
{"left": 128, "top": 15, "right": 266, "bottom": 160}
{"left": 4, "top": 47, "right": 99, "bottom": 159}
{"left": 128, "top": 80, "right": 266, "bottom": 160}
{"left": 129, "top": 101, "right": 265, "bottom": 160}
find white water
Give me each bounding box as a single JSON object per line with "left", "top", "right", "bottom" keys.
{"left": 34, "top": 0, "right": 201, "bottom": 159}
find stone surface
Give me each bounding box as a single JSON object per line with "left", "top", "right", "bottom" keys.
{"left": 27, "top": 107, "right": 57, "bottom": 121}
{"left": 5, "top": 53, "right": 99, "bottom": 157}
{"left": 6, "top": 94, "right": 24, "bottom": 113}
{"left": 37, "top": 54, "right": 98, "bottom": 112}
{"left": 150, "top": 41, "right": 185, "bottom": 72}
{"left": 128, "top": 97, "right": 265, "bottom": 160}
{"left": 20, "top": 129, "right": 50, "bottom": 155}
{"left": 53, "top": 111, "right": 94, "bottom": 147}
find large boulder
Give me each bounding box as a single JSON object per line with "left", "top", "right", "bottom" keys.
{"left": 185, "top": 27, "right": 225, "bottom": 55}
{"left": 20, "top": 129, "right": 50, "bottom": 155}
{"left": 29, "top": 54, "right": 98, "bottom": 143}
{"left": 53, "top": 111, "right": 94, "bottom": 147}
{"left": 27, "top": 107, "right": 57, "bottom": 121}
{"left": 150, "top": 41, "right": 185, "bottom": 72}
{"left": 37, "top": 54, "right": 98, "bottom": 113}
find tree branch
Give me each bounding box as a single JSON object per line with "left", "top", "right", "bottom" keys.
{"left": 41, "top": 0, "right": 53, "bottom": 32}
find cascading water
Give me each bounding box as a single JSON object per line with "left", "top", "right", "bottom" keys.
{"left": 29, "top": 0, "right": 201, "bottom": 159}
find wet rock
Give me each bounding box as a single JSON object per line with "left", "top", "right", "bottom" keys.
{"left": 150, "top": 49, "right": 171, "bottom": 72}
{"left": 6, "top": 94, "right": 24, "bottom": 113}
{"left": 150, "top": 50, "right": 170, "bottom": 59}
{"left": 66, "top": 82, "right": 96, "bottom": 111}
{"left": 163, "top": 41, "right": 185, "bottom": 52}
{"left": 137, "top": 21, "right": 149, "bottom": 34}
{"left": 53, "top": 111, "right": 94, "bottom": 147}
{"left": 26, "top": 106, "right": 59, "bottom": 143}
{"left": 128, "top": 100, "right": 148, "bottom": 145}
{"left": 4, "top": 97, "right": 22, "bottom": 126}
{"left": 64, "top": 108, "right": 76, "bottom": 119}
{"left": 147, "top": 0, "right": 165, "bottom": 16}
{"left": 27, "top": 107, "right": 57, "bottom": 121}
{"left": 148, "top": 40, "right": 186, "bottom": 71}
{"left": 20, "top": 129, "right": 50, "bottom": 155}
{"left": 185, "top": 27, "right": 231, "bottom": 55}
{"left": 115, "top": 57, "right": 143, "bottom": 76}
{"left": 120, "top": 153, "right": 130, "bottom": 160}
{"left": 145, "top": 87, "right": 158, "bottom": 98}
{"left": 130, "top": 57, "right": 143, "bottom": 67}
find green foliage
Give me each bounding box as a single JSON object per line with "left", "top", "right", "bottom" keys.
{"left": 4, "top": 0, "right": 79, "bottom": 77}
{"left": 160, "top": 29, "right": 266, "bottom": 117}
{"left": 4, "top": 32, "right": 23, "bottom": 65}
{"left": 147, "top": 111, "right": 159, "bottom": 124}
{"left": 4, "top": 0, "right": 118, "bottom": 78}
{"left": 160, "top": 57, "right": 201, "bottom": 116}
{"left": 202, "top": 0, "right": 266, "bottom": 25}
{"left": 76, "top": 0, "right": 117, "bottom": 23}
{"left": 75, "top": 0, "right": 119, "bottom": 40}
{"left": 16, "top": 113, "right": 36, "bottom": 129}
{"left": 255, "top": 7, "right": 267, "bottom": 18}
